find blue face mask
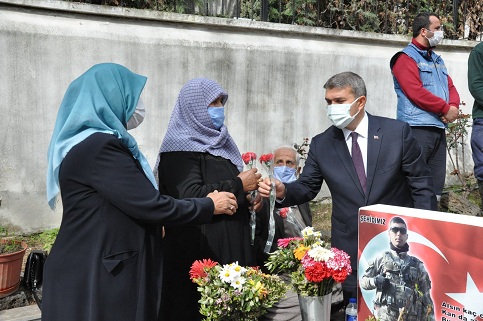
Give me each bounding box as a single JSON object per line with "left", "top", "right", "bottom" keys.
{"left": 207, "top": 107, "right": 225, "bottom": 130}
{"left": 273, "top": 166, "right": 297, "bottom": 183}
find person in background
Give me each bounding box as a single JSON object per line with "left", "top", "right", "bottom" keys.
{"left": 43, "top": 63, "right": 237, "bottom": 321}
{"left": 468, "top": 42, "right": 483, "bottom": 216}
{"left": 255, "top": 145, "right": 311, "bottom": 321}
{"left": 390, "top": 12, "right": 460, "bottom": 202}
{"left": 360, "top": 216, "right": 435, "bottom": 321}
{"left": 155, "top": 77, "right": 262, "bottom": 321}
{"left": 258, "top": 71, "right": 437, "bottom": 307}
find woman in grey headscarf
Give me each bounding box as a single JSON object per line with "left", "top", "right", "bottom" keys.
{"left": 155, "top": 78, "right": 261, "bottom": 320}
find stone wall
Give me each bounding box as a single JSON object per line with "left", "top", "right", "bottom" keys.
{"left": 0, "top": 0, "right": 478, "bottom": 232}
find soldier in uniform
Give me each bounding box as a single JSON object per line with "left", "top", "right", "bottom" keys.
{"left": 360, "top": 216, "right": 434, "bottom": 321}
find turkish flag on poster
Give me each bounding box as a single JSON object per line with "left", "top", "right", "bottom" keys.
{"left": 358, "top": 204, "right": 483, "bottom": 321}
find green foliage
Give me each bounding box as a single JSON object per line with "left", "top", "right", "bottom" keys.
{"left": 0, "top": 225, "right": 23, "bottom": 254}
{"left": 0, "top": 240, "right": 23, "bottom": 254}
{"left": 0, "top": 226, "right": 8, "bottom": 238}
{"left": 36, "top": 228, "right": 59, "bottom": 252}
{"left": 62, "top": 1, "right": 483, "bottom": 40}
{"left": 446, "top": 105, "right": 474, "bottom": 195}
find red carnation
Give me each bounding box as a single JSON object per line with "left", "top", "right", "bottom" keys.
{"left": 242, "top": 152, "right": 257, "bottom": 165}
{"left": 331, "top": 267, "right": 351, "bottom": 282}
{"left": 304, "top": 260, "right": 330, "bottom": 283}
{"left": 279, "top": 208, "right": 289, "bottom": 219}
{"left": 259, "top": 153, "right": 273, "bottom": 164}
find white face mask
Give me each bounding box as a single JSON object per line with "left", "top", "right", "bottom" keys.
{"left": 426, "top": 30, "right": 444, "bottom": 47}
{"left": 127, "top": 98, "right": 146, "bottom": 130}
{"left": 327, "top": 97, "right": 361, "bottom": 129}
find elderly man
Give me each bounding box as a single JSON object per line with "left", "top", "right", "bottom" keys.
{"left": 360, "top": 216, "right": 435, "bottom": 321}
{"left": 258, "top": 71, "right": 437, "bottom": 306}
{"left": 255, "top": 145, "right": 311, "bottom": 321}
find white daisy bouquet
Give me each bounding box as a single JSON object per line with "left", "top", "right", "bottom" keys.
{"left": 266, "top": 227, "right": 352, "bottom": 297}
{"left": 190, "top": 259, "right": 288, "bottom": 320}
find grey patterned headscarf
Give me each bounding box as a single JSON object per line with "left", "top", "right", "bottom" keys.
{"left": 155, "top": 78, "right": 243, "bottom": 173}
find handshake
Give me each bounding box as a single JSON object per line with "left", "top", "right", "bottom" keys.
{"left": 374, "top": 275, "right": 391, "bottom": 291}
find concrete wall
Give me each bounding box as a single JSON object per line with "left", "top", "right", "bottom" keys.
{"left": 0, "top": 0, "right": 478, "bottom": 232}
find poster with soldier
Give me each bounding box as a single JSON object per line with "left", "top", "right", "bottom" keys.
{"left": 358, "top": 204, "right": 483, "bottom": 321}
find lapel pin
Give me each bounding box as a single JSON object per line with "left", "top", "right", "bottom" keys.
{"left": 374, "top": 135, "right": 379, "bottom": 140}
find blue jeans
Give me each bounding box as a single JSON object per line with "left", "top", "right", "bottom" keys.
{"left": 410, "top": 126, "right": 446, "bottom": 196}
{"left": 471, "top": 118, "right": 483, "bottom": 182}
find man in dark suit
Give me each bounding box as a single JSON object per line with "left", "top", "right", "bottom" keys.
{"left": 258, "top": 71, "right": 437, "bottom": 306}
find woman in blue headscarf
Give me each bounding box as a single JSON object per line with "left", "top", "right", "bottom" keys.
{"left": 154, "top": 78, "right": 262, "bottom": 320}
{"left": 43, "top": 64, "right": 237, "bottom": 321}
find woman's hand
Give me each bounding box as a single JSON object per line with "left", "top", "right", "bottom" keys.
{"left": 237, "top": 168, "right": 262, "bottom": 192}
{"left": 207, "top": 190, "right": 238, "bottom": 215}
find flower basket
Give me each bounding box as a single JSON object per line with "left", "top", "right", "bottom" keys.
{"left": 190, "top": 259, "right": 288, "bottom": 321}
{"left": 0, "top": 239, "right": 28, "bottom": 298}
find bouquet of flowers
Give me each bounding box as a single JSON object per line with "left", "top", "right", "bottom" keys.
{"left": 266, "top": 227, "right": 352, "bottom": 297}
{"left": 190, "top": 259, "right": 288, "bottom": 321}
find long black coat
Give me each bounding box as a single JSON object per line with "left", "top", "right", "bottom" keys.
{"left": 157, "top": 151, "right": 255, "bottom": 321}
{"left": 42, "top": 133, "right": 214, "bottom": 321}
{"left": 279, "top": 114, "right": 437, "bottom": 296}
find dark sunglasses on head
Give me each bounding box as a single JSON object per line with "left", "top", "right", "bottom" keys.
{"left": 389, "top": 227, "right": 407, "bottom": 234}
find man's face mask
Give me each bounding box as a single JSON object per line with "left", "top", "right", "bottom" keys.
{"left": 127, "top": 98, "right": 146, "bottom": 130}
{"left": 327, "top": 97, "right": 361, "bottom": 129}
{"left": 425, "top": 29, "right": 444, "bottom": 47}
{"left": 273, "top": 166, "right": 297, "bottom": 183}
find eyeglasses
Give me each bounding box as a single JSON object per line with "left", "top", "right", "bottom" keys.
{"left": 389, "top": 227, "right": 407, "bottom": 234}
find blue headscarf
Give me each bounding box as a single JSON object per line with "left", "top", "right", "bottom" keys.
{"left": 46, "top": 63, "right": 157, "bottom": 209}
{"left": 155, "top": 78, "right": 243, "bottom": 172}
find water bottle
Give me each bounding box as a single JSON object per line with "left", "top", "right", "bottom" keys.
{"left": 345, "top": 297, "right": 357, "bottom": 321}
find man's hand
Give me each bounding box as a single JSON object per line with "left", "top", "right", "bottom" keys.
{"left": 257, "top": 177, "right": 286, "bottom": 199}
{"left": 441, "top": 105, "right": 459, "bottom": 123}
{"left": 207, "top": 190, "right": 238, "bottom": 215}
{"left": 374, "top": 275, "right": 390, "bottom": 291}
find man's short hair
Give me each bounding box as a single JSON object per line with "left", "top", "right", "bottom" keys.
{"left": 273, "top": 145, "right": 300, "bottom": 166}
{"left": 323, "top": 71, "right": 367, "bottom": 98}
{"left": 412, "top": 12, "right": 440, "bottom": 38}
{"left": 389, "top": 216, "right": 407, "bottom": 227}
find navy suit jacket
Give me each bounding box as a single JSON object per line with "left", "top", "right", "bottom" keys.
{"left": 280, "top": 114, "right": 437, "bottom": 289}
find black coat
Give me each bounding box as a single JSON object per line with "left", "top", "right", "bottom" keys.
{"left": 157, "top": 151, "right": 255, "bottom": 321}
{"left": 42, "top": 133, "right": 214, "bottom": 321}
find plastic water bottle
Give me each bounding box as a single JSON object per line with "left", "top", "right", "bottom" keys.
{"left": 345, "top": 297, "right": 357, "bottom": 321}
